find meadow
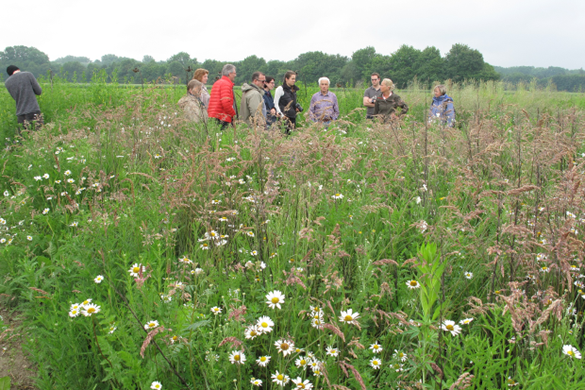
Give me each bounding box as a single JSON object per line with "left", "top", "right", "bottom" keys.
{"left": 1, "top": 73, "right": 585, "bottom": 390}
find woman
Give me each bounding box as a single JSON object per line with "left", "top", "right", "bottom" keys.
{"left": 429, "top": 85, "right": 455, "bottom": 126}
{"left": 373, "top": 78, "right": 408, "bottom": 123}
{"left": 263, "top": 76, "right": 277, "bottom": 127}
{"left": 274, "top": 71, "right": 300, "bottom": 132}
{"left": 192, "top": 68, "right": 210, "bottom": 108}
{"left": 178, "top": 79, "right": 207, "bottom": 123}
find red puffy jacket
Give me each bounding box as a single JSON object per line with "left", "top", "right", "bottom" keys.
{"left": 208, "top": 76, "right": 236, "bottom": 123}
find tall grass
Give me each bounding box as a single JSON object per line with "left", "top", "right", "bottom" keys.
{"left": 1, "top": 78, "right": 585, "bottom": 389}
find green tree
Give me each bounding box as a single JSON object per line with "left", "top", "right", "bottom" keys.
{"left": 61, "top": 62, "right": 86, "bottom": 82}
{"left": 236, "top": 55, "right": 267, "bottom": 84}
{"left": 142, "top": 55, "right": 155, "bottom": 63}
{"left": 53, "top": 56, "right": 91, "bottom": 65}
{"left": 352, "top": 46, "right": 377, "bottom": 82}
{"left": 444, "top": 44, "right": 497, "bottom": 82}
{"left": 387, "top": 45, "right": 422, "bottom": 88}
{"left": 0, "top": 46, "right": 50, "bottom": 77}
{"left": 417, "top": 46, "right": 445, "bottom": 86}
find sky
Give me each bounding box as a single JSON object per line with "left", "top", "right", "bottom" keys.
{"left": 3, "top": 0, "right": 584, "bottom": 69}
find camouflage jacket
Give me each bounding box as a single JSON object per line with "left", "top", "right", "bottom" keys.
{"left": 178, "top": 94, "right": 207, "bottom": 124}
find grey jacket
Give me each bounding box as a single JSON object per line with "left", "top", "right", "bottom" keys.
{"left": 240, "top": 83, "right": 266, "bottom": 126}
{"left": 5, "top": 71, "right": 42, "bottom": 116}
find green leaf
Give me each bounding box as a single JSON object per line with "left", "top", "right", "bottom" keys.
{"left": 184, "top": 320, "right": 210, "bottom": 332}
{"left": 0, "top": 376, "right": 11, "bottom": 390}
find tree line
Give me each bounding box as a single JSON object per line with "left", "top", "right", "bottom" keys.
{"left": 1, "top": 45, "right": 583, "bottom": 91}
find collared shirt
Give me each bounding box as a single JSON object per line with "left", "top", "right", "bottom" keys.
{"left": 309, "top": 91, "right": 339, "bottom": 122}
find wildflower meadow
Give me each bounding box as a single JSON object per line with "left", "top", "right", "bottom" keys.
{"left": 1, "top": 75, "right": 585, "bottom": 389}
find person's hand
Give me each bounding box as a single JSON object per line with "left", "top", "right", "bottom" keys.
{"left": 296, "top": 108, "right": 300, "bottom": 112}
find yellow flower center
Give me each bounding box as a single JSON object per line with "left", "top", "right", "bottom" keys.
{"left": 568, "top": 350, "right": 575, "bottom": 356}
{"left": 277, "top": 374, "right": 283, "bottom": 381}
{"left": 271, "top": 297, "right": 280, "bottom": 304}
{"left": 331, "top": 349, "right": 336, "bottom": 354}
{"left": 446, "top": 324, "right": 454, "bottom": 331}
{"left": 260, "top": 357, "right": 266, "bottom": 362}
{"left": 373, "top": 360, "right": 379, "bottom": 365}
{"left": 299, "top": 384, "right": 305, "bottom": 389}
{"left": 344, "top": 315, "right": 353, "bottom": 321}
{"left": 300, "top": 359, "right": 306, "bottom": 365}
{"left": 133, "top": 267, "right": 140, "bottom": 273}
{"left": 234, "top": 354, "right": 240, "bottom": 361}
{"left": 87, "top": 307, "right": 95, "bottom": 314}
{"left": 336, "top": 193, "right": 340, "bottom": 197}
{"left": 149, "top": 323, "right": 155, "bottom": 328}
{"left": 409, "top": 281, "right": 417, "bottom": 286}
{"left": 399, "top": 352, "right": 403, "bottom": 357}
{"left": 280, "top": 343, "right": 289, "bottom": 350}
{"left": 261, "top": 322, "right": 268, "bottom": 328}
{"left": 250, "top": 330, "right": 257, "bottom": 336}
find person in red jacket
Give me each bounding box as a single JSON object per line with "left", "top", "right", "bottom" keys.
{"left": 208, "top": 64, "right": 237, "bottom": 130}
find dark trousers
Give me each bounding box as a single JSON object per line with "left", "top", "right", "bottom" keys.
{"left": 17, "top": 111, "right": 43, "bottom": 133}
{"left": 215, "top": 118, "right": 231, "bottom": 131}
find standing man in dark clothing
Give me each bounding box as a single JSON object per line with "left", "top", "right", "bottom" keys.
{"left": 274, "top": 71, "right": 300, "bottom": 132}
{"left": 363, "top": 72, "right": 382, "bottom": 119}
{"left": 263, "top": 76, "right": 277, "bottom": 127}
{"left": 5, "top": 65, "right": 43, "bottom": 132}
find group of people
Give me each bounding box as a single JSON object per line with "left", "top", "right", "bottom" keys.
{"left": 3, "top": 64, "right": 456, "bottom": 135}
{"left": 179, "top": 64, "right": 456, "bottom": 130}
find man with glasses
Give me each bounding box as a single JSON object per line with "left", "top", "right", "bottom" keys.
{"left": 363, "top": 72, "right": 382, "bottom": 120}
{"left": 240, "top": 71, "right": 267, "bottom": 127}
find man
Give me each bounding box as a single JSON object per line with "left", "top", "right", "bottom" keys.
{"left": 5, "top": 65, "right": 43, "bottom": 132}
{"left": 363, "top": 72, "right": 382, "bottom": 119}
{"left": 309, "top": 77, "right": 339, "bottom": 125}
{"left": 208, "top": 64, "right": 237, "bottom": 130}
{"left": 240, "top": 72, "right": 267, "bottom": 127}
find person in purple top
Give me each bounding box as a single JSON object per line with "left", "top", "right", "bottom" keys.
{"left": 309, "top": 77, "right": 339, "bottom": 125}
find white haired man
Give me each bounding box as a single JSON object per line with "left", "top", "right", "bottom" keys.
{"left": 208, "top": 64, "right": 237, "bottom": 130}
{"left": 309, "top": 77, "right": 339, "bottom": 125}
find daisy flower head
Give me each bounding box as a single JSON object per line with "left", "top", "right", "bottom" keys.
{"left": 144, "top": 320, "right": 159, "bottom": 330}
{"left": 42, "top": 208, "right": 50, "bottom": 215}
{"left": 69, "top": 308, "right": 81, "bottom": 318}
{"left": 266, "top": 290, "right": 285, "bottom": 309}
{"left": 275, "top": 339, "right": 295, "bottom": 356}
{"left": 26, "top": 235, "right": 33, "bottom": 241}
{"left": 245, "top": 325, "right": 261, "bottom": 339}
{"left": 257, "top": 316, "right": 274, "bottom": 333}
{"left": 228, "top": 350, "right": 246, "bottom": 365}
{"left": 108, "top": 326, "right": 117, "bottom": 334}
{"left": 211, "top": 306, "right": 222, "bottom": 315}
{"left": 150, "top": 381, "right": 162, "bottom": 390}
{"left": 82, "top": 303, "right": 101, "bottom": 317}
{"left": 246, "top": 231, "right": 255, "bottom": 237}
{"left": 332, "top": 193, "right": 344, "bottom": 200}
{"left": 460, "top": 318, "right": 474, "bottom": 325}
{"left": 271, "top": 370, "right": 290, "bottom": 386}
{"left": 325, "top": 346, "right": 339, "bottom": 357}
{"left": 94, "top": 275, "right": 104, "bottom": 284}
{"left": 292, "top": 377, "right": 313, "bottom": 389}
{"left": 295, "top": 356, "right": 310, "bottom": 369}
{"left": 507, "top": 377, "right": 519, "bottom": 387}
{"left": 250, "top": 378, "right": 263, "bottom": 387}
{"left": 406, "top": 280, "right": 420, "bottom": 289}
{"left": 563, "top": 345, "right": 582, "bottom": 359}
{"left": 339, "top": 308, "right": 360, "bottom": 325}
{"left": 540, "top": 266, "right": 550, "bottom": 273}
{"left": 128, "top": 263, "right": 145, "bottom": 277}
{"left": 393, "top": 350, "right": 407, "bottom": 362}
{"left": 441, "top": 320, "right": 462, "bottom": 336}
{"left": 369, "top": 357, "right": 382, "bottom": 369}
{"left": 308, "top": 359, "right": 322, "bottom": 372}
{"left": 392, "top": 363, "right": 404, "bottom": 372}
{"left": 369, "top": 342, "right": 383, "bottom": 354}
{"left": 464, "top": 271, "right": 473, "bottom": 279}
{"left": 64, "top": 170, "right": 71, "bottom": 176}
{"left": 178, "top": 256, "right": 192, "bottom": 265}
{"left": 256, "top": 355, "right": 271, "bottom": 367}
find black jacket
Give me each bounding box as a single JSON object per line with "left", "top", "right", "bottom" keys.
{"left": 278, "top": 83, "right": 300, "bottom": 119}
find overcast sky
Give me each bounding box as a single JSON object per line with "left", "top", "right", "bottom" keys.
{"left": 3, "top": 0, "right": 584, "bottom": 69}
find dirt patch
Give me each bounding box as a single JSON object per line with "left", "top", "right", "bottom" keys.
{"left": 0, "top": 306, "right": 37, "bottom": 390}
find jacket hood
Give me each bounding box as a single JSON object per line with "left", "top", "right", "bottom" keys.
{"left": 242, "top": 83, "right": 263, "bottom": 93}
{"left": 433, "top": 94, "right": 453, "bottom": 104}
